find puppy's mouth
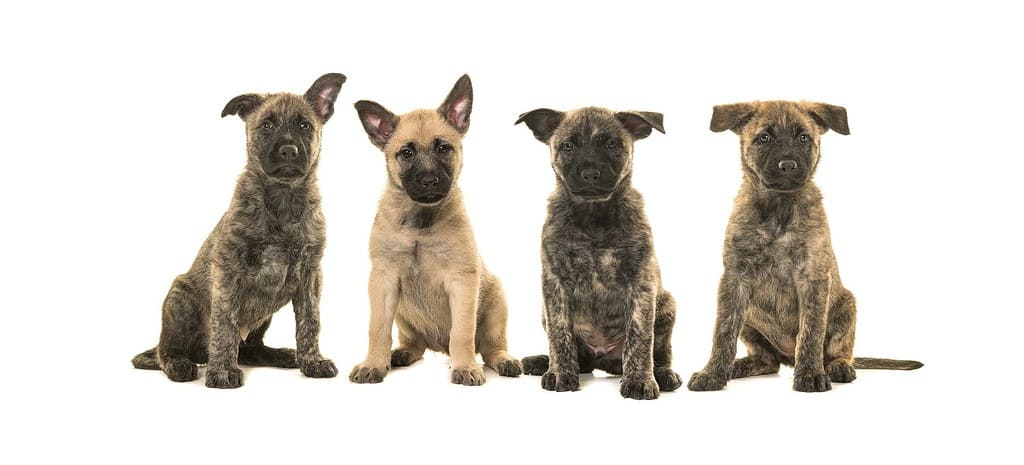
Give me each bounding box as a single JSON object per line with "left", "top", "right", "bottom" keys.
{"left": 269, "top": 166, "right": 306, "bottom": 179}
{"left": 409, "top": 192, "right": 448, "bottom": 204}
{"left": 569, "top": 187, "right": 615, "bottom": 201}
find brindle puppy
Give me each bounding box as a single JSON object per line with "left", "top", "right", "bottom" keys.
{"left": 688, "top": 100, "right": 922, "bottom": 393}
{"left": 516, "top": 107, "right": 681, "bottom": 400}
{"left": 349, "top": 75, "right": 521, "bottom": 386}
{"left": 131, "top": 73, "right": 345, "bottom": 388}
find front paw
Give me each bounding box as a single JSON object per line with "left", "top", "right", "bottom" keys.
{"left": 205, "top": 366, "right": 244, "bottom": 389}
{"left": 451, "top": 365, "right": 486, "bottom": 386}
{"left": 793, "top": 371, "right": 832, "bottom": 392}
{"left": 349, "top": 363, "right": 388, "bottom": 384}
{"left": 300, "top": 358, "right": 338, "bottom": 378}
{"left": 540, "top": 370, "right": 580, "bottom": 392}
{"left": 654, "top": 367, "right": 682, "bottom": 392}
{"left": 687, "top": 371, "right": 728, "bottom": 391}
{"left": 621, "top": 376, "right": 660, "bottom": 400}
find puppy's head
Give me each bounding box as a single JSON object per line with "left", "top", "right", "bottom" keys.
{"left": 516, "top": 107, "right": 664, "bottom": 202}
{"left": 711, "top": 100, "right": 848, "bottom": 192}
{"left": 355, "top": 75, "right": 472, "bottom": 205}
{"left": 222, "top": 73, "right": 346, "bottom": 183}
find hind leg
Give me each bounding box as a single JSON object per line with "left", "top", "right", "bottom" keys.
{"left": 732, "top": 324, "right": 782, "bottom": 379}
{"left": 391, "top": 319, "right": 427, "bottom": 368}
{"left": 523, "top": 343, "right": 596, "bottom": 376}
{"left": 156, "top": 276, "right": 205, "bottom": 382}
{"left": 237, "top": 318, "right": 298, "bottom": 368}
{"left": 825, "top": 289, "right": 857, "bottom": 383}
{"left": 652, "top": 291, "right": 681, "bottom": 391}
{"left": 476, "top": 276, "right": 522, "bottom": 377}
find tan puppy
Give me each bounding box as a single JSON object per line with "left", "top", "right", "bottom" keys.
{"left": 349, "top": 75, "right": 522, "bottom": 386}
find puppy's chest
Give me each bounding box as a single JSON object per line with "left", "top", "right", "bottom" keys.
{"left": 730, "top": 225, "right": 807, "bottom": 276}
{"left": 242, "top": 241, "right": 319, "bottom": 291}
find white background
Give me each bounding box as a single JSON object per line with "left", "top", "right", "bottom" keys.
{"left": 3, "top": 1, "right": 1021, "bottom": 463}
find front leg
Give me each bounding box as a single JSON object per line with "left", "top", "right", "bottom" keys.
{"left": 688, "top": 271, "right": 752, "bottom": 391}
{"left": 540, "top": 272, "right": 580, "bottom": 392}
{"left": 293, "top": 265, "right": 337, "bottom": 378}
{"left": 206, "top": 265, "right": 243, "bottom": 389}
{"left": 446, "top": 272, "right": 485, "bottom": 386}
{"left": 792, "top": 273, "right": 832, "bottom": 392}
{"left": 621, "top": 288, "right": 660, "bottom": 400}
{"left": 350, "top": 268, "right": 399, "bottom": 383}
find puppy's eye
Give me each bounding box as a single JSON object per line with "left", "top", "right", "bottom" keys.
{"left": 299, "top": 121, "right": 312, "bottom": 131}
{"left": 605, "top": 138, "right": 620, "bottom": 150}
{"left": 398, "top": 148, "right": 414, "bottom": 159}
{"left": 260, "top": 121, "right": 275, "bottom": 131}
{"left": 437, "top": 143, "right": 452, "bottom": 155}
{"left": 561, "top": 141, "right": 575, "bottom": 152}
{"left": 798, "top": 134, "right": 809, "bottom": 144}
{"left": 758, "top": 133, "right": 770, "bottom": 144}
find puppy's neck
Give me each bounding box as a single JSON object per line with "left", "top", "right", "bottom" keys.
{"left": 740, "top": 174, "right": 820, "bottom": 231}
{"left": 237, "top": 169, "right": 319, "bottom": 224}
{"left": 554, "top": 177, "right": 639, "bottom": 230}
{"left": 384, "top": 184, "right": 462, "bottom": 230}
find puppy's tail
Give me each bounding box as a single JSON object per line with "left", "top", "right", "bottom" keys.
{"left": 853, "top": 357, "right": 923, "bottom": 370}
{"left": 132, "top": 347, "right": 160, "bottom": 370}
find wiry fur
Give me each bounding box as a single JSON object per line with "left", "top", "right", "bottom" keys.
{"left": 131, "top": 74, "right": 346, "bottom": 388}
{"left": 516, "top": 107, "right": 680, "bottom": 400}
{"left": 349, "top": 75, "right": 521, "bottom": 386}
{"left": 688, "top": 100, "right": 922, "bottom": 393}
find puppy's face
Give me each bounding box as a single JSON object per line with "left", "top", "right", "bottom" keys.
{"left": 355, "top": 75, "right": 473, "bottom": 205}
{"left": 711, "top": 100, "right": 849, "bottom": 192}
{"left": 517, "top": 107, "right": 664, "bottom": 202}
{"left": 222, "top": 73, "right": 346, "bottom": 182}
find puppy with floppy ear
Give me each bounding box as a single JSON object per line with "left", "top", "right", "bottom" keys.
{"left": 349, "top": 75, "right": 522, "bottom": 386}
{"left": 131, "top": 73, "right": 346, "bottom": 388}
{"left": 516, "top": 107, "right": 681, "bottom": 400}
{"left": 688, "top": 100, "right": 921, "bottom": 393}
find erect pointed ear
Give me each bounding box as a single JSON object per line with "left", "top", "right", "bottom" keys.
{"left": 304, "top": 73, "right": 347, "bottom": 122}
{"left": 514, "top": 108, "right": 565, "bottom": 144}
{"left": 221, "top": 94, "right": 264, "bottom": 119}
{"left": 616, "top": 111, "right": 665, "bottom": 140}
{"left": 802, "top": 102, "right": 850, "bottom": 135}
{"left": 710, "top": 102, "right": 756, "bottom": 133}
{"left": 354, "top": 100, "right": 398, "bottom": 149}
{"left": 438, "top": 74, "right": 473, "bottom": 133}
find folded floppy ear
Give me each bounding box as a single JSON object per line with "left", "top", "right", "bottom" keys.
{"left": 616, "top": 111, "right": 665, "bottom": 140}
{"left": 354, "top": 100, "right": 398, "bottom": 149}
{"left": 438, "top": 74, "right": 473, "bottom": 133}
{"left": 221, "top": 94, "right": 264, "bottom": 119}
{"left": 803, "top": 102, "right": 850, "bottom": 135}
{"left": 515, "top": 108, "right": 565, "bottom": 144}
{"left": 304, "top": 73, "right": 347, "bottom": 122}
{"left": 710, "top": 102, "right": 756, "bottom": 133}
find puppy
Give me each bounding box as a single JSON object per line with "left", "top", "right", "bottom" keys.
{"left": 516, "top": 107, "right": 681, "bottom": 400}
{"left": 349, "top": 75, "right": 522, "bottom": 386}
{"left": 688, "top": 100, "right": 922, "bottom": 393}
{"left": 131, "top": 73, "right": 345, "bottom": 388}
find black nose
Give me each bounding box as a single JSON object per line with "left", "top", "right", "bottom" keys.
{"left": 420, "top": 175, "right": 440, "bottom": 188}
{"left": 778, "top": 160, "right": 798, "bottom": 173}
{"left": 581, "top": 168, "right": 601, "bottom": 183}
{"left": 279, "top": 145, "right": 299, "bottom": 160}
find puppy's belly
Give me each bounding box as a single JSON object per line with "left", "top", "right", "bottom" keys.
{"left": 396, "top": 273, "right": 453, "bottom": 353}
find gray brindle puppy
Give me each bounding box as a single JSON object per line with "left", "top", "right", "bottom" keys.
{"left": 516, "top": 107, "right": 681, "bottom": 400}
{"left": 688, "top": 100, "right": 922, "bottom": 393}
{"left": 132, "top": 73, "right": 345, "bottom": 388}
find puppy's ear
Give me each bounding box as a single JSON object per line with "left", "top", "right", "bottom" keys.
{"left": 438, "top": 74, "right": 473, "bottom": 133}
{"left": 710, "top": 103, "right": 756, "bottom": 133}
{"left": 221, "top": 94, "right": 264, "bottom": 119}
{"left": 515, "top": 109, "right": 565, "bottom": 144}
{"left": 355, "top": 100, "right": 398, "bottom": 149}
{"left": 304, "top": 73, "right": 347, "bottom": 122}
{"left": 616, "top": 111, "right": 665, "bottom": 140}
{"left": 803, "top": 102, "right": 850, "bottom": 135}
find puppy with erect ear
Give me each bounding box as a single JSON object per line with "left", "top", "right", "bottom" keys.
{"left": 516, "top": 106, "right": 680, "bottom": 400}
{"left": 131, "top": 73, "right": 345, "bottom": 388}
{"left": 689, "top": 100, "right": 921, "bottom": 393}
{"left": 349, "top": 75, "right": 522, "bottom": 386}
